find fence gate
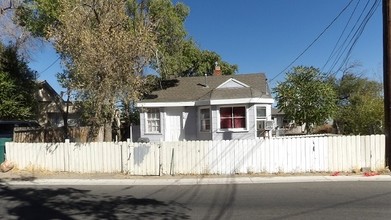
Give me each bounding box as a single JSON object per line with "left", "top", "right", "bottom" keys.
{"left": 127, "top": 143, "right": 160, "bottom": 175}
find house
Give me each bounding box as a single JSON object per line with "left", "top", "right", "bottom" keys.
{"left": 36, "top": 81, "right": 80, "bottom": 127}
{"left": 271, "top": 108, "right": 286, "bottom": 129}
{"left": 136, "top": 69, "right": 274, "bottom": 141}
{"left": 271, "top": 108, "right": 310, "bottom": 136}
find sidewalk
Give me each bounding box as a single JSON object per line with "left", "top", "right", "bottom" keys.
{"left": 1, "top": 170, "right": 391, "bottom": 186}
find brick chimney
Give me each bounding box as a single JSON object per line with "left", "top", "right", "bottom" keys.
{"left": 213, "top": 62, "right": 222, "bottom": 76}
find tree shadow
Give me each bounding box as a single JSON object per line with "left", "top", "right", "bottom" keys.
{"left": 143, "top": 176, "right": 238, "bottom": 220}
{"left": 0, "top": 184, "right": 190, "bottom": 220}
{"left": 0, "top": 175, "right": 37, "bottom": 182}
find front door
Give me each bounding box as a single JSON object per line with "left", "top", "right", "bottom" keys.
{"left": 165, "top": 107, "right": 184, "bottom": 141}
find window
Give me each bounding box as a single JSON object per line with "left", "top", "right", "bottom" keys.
{"left": 256, "top": 106, "right": 267, "bottom": 137}
{"left": 257, "top": 107, "right": 266, "bottom": 119}
{"left": 146, "top": 108, "right": 160, "bottom": 133}
{"left": 200, "top": 108, "right": 210, "bottom": 132}
{"left": 220, "top": 106, "right": 246, "bottom": 129}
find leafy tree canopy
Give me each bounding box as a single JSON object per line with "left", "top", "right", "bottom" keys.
{"left": 15, "top": 0, "right": 238, "bottom": 79}
{"left": 0, "top": 43, "right": 38, "bottom": 120}
{"left": 273, "top": 66, "right": 337, "bottom": 133}
{"left": 329, "top": 72, "right": 384, "bottom": 135}
{"left": 48, "top": 0, "right": 156, "bottom": 133}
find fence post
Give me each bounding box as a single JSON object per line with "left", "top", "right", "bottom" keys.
{"left": 64, "top": 139, "right": 70, "bottom": 172}
{"left": 159, "top": 142, "right": 163, "bottom": 176}
{"left": 170, "top": 147, "right": 175, "bottom": 176}
{"left": 122, "top": 139, "right": 131, "bottom": 174}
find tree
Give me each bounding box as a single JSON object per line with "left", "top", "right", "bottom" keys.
{"left": 0, "top": 0, "right": 42, "bottom": 58}
{"left": 173, "top": 41, "right": 238, "bottom": 77}
{"left": 14, "top": 0, "right": 156, "bottom": 140}
{"left": 330, "top": 72, "right": 384, "bottom": 135}
{"left": 146, "top": 0, "right": 188, "bottom": 79}
{"left": 15, "top": 0, "right": 238, "bottom": 79}
{"left": 0, "top": 43, "right": 38, "bottom": 120}
{"left": 13, "top": 0, "right": 238, "bottom": 140}
{"left": 273, "top": 66, "right": 337, "bottom": 134}
{"left": 144, "top": 0, "right": 237, "bottom": 78}
{"left": 54, "top": 0, "right": 156, "bottom": 140}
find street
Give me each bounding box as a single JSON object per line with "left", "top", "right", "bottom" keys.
{"left": 1, "top": 181, "right": 391, "bottom": 219}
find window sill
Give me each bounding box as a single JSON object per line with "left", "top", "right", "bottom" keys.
{"left": 217, "top": 129, "right": 248, "bottom": 133}
{"left": 144, "top": 132, "right": 162, "bottom": 135}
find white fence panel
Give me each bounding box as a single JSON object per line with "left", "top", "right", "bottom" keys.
{"left": 128, "top": 143, "right": 160, "bottom": 175}
{"left": 5, "top": 142, "right": 66, "bottom": 171}
{"left": 370, "top": 134, "right": 385, "bottom": 170}
{"left": 67, "top": 142, "right": 124, "bottom": 173}
{"left": 5, "top": 135, "right": 386, "bottom": 175}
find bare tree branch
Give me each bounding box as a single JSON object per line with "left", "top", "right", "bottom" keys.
{"left": 0, "top": 0, "right": 14, "bottom": 14}
{"left": 0, "top": 0, "right": 42, "bottom": 59}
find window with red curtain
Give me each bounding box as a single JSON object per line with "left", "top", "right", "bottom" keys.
{"left": 220, "top": 106, "right": 246, "bottom": 129}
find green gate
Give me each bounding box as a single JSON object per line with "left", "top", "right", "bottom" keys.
{"left": 0, "top": 138, "right": 12, "bottom": 163}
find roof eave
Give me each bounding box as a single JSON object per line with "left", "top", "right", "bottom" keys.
{"left": 136, "top": 101, "right": 196, "bottom": 108}
{"left": 136, "top": 97, "right": 274, "bottom": 107}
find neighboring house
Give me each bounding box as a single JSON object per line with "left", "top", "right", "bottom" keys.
{"left": 271, "top": 108, "right": 286, "bottom": 129}
{"left": 136, "top": 69, "right": 274, "bottom": 142}
{"left": 271, "top": 108, "right": 307, "bottom": 136}
{"left": 36, "top": 81, "right": 80, "bottom": 127}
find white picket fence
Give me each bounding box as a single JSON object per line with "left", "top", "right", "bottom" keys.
{"left": 5, "top": 135, "right": 386, "bottom": 175}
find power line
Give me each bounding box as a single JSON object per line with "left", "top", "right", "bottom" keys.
{"left": 38, "top": 56, "right": 60, "bottom": 75}
{"left": 326, "top": 0, "right": 380, "bottom": 76}
{"left": 326, "top": 0, "right": 370, "bottom": 74}
{"left": 269, "top": 0, "right": 354, "bottom": 83}
{"left": 321, "top": 0, "right": 361, "bottom": 72}
{"left": 334, "top": 0, "right": 380, "bottom": 74}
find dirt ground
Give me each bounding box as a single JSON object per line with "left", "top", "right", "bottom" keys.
{"left": 2, "top": 167, "right": 389, "bottom": 182}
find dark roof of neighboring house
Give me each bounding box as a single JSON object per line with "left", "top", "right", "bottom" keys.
{"left": 140, "top": 73, "right": 272, "bottom": 103}
{"left": 271, "top": 108, "right": 285, "bottom": 115}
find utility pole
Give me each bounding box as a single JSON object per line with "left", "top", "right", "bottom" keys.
{"left": 383, "top": 0, "right": 391, "bottom": 168}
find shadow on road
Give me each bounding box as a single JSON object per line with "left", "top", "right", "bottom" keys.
{"left": 0, "top": 181, "right": 190, "bottom": 220}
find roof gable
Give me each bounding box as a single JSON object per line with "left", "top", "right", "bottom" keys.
{"left": 37, "top": 80, "right": 63, "bottom": 102}
{"left": 216, "top": 78, "right": 249, "bottom": 89}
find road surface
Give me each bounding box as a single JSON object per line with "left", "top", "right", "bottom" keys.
{"left": 1, "top": 181, "right": 390, "bottom": 219}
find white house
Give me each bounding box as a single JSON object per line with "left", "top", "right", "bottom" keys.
{"left": 136, "top": 70, "right": 274, "bottom": 141}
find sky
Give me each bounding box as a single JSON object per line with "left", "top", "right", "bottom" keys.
{"left": 27, "top": 0, "right": 383, "bottom": 94}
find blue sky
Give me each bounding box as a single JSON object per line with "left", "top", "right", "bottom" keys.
{"left": 28, "top": 0, "right": 383, "bottom": 93}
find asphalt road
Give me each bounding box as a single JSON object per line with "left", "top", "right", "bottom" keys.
{"left": 1, "top": 181, "right": 391, "bottom": 219}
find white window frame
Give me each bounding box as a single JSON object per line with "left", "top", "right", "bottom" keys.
{"left": 199, "top": 107, "right": 211, "bottom": 133}
{"left": 255, "top": 105, "right": 268, "bottom": 137}
{"left": 217, "top": 105, "right": 248, "bottom": 132}
{"left": 145, "top": 108, "right": 161, "bottom": 134}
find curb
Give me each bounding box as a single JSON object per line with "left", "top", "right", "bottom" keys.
{"left": 1, "top": 175, "right": 391, "bottom": 186}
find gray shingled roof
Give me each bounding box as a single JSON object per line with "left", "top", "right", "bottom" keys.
{"left": 140, "top": 73, "right": 272, "bottom": 103}
{"left": 271, "top": 108, "right": 285, "bottom": 115}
